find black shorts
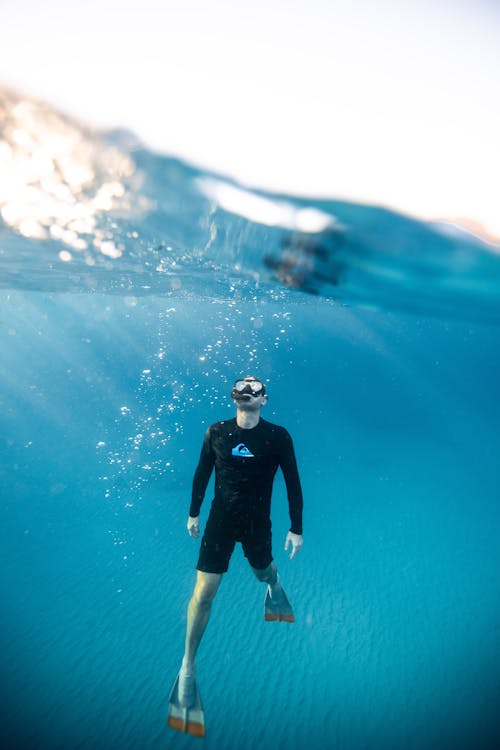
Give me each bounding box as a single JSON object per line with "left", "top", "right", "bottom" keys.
{"left": 197, "top": 511, "right": 273, "bottom": 574}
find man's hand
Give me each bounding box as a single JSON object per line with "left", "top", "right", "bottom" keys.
{"left": 187, "top": 516, "right": 200, "bottom": 538}
{"left": 284, "top": 531, "right": 303, "bottom": 559}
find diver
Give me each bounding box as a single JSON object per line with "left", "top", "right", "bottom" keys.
{"left": 167, "top": 376, "right": 304, "bottom": 736}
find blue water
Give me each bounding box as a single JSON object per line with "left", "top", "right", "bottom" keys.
{"left": 1, "top": 87, "right": 500, "bottom": 750}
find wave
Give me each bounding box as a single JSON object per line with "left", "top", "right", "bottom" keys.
{"left": 1, "top": 85, "right": 500, "bottom": 322}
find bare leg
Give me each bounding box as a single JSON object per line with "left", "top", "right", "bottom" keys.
{"left": 252, "top": 561, "right": 279, "bottom": 590}
{"left": 183, "top": 570, "right": 222, "bottom": 670}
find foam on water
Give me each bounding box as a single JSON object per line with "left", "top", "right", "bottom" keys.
{"left": 1, "top": 87, "right": 500, "bottom": 750}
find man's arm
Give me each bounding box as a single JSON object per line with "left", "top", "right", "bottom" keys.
{"left": 279, "top": 429, "right": 303, "bottom": 557}
{"left": 187, "top": 428, "right": 215, "bottom": 534}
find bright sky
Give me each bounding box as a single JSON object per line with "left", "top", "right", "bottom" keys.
{"left": 0, "top": 0, "right": 499, "bottom": 237}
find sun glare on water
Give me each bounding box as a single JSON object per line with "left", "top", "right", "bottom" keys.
{"left": 0, "top": 90, "right": 150, "bottom": 264}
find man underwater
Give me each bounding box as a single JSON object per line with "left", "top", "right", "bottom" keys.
{"left": 167, "top": 376, "right": 303, "bottom": 736}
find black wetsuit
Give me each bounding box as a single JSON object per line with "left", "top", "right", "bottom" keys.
{"left": 190, "top": 417, "right": 303, "bottom": 573}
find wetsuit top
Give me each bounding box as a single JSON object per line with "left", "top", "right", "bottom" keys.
{"left": 190, "top": 417, "right": 303, "bottom": 535}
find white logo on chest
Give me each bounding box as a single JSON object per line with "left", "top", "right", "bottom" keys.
{"left": 231, "top": 443, "right": 254, "bottom": 457}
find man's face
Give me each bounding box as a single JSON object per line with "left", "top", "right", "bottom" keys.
{"left": 231, "top": 378, "right": 267, "bottom": 410}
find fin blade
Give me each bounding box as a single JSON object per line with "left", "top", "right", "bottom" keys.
{"left": 264, "top": 611, "right": 280, "bottom": 622}
{"left": 264, "top": 588, "right": 295, "bottom": 623}
{"left": 167, "top": 674, "right": 206, "bottom": 738}
{"left": 167, "top": 713, "right": 206, "bottom": 738}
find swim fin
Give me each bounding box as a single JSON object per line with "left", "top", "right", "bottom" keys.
{"left": 264, "top": 585, "right": 295, "bottom": 623}
{"left": 167, "top": 672, "right": 206, "bottom": 738}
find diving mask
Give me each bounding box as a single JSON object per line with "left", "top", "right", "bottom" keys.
{"left": 231, "top": 379, "right": 266, "bottom": 398}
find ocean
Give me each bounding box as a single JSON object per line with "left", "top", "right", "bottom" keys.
{"left": 1, "top": 87, "right": 499, "bottom": 749}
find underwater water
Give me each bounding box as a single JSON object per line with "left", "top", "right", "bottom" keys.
{"left": 1, "top": 87, "right": 500, "bottom": 749}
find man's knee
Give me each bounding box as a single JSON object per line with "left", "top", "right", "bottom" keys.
{"left": 193, "top": 572, "right": 222, "bottom": 607}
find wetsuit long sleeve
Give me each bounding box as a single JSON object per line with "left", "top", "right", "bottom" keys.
{"left": 190, "top": 429, "right": 215, "bottom": 518}
{"left": 279, "top": 430, "right": 303, "bottom": 535}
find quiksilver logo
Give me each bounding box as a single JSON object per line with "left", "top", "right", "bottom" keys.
{"left": 231, "top": 443, "right": 254, "bottom": 457}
